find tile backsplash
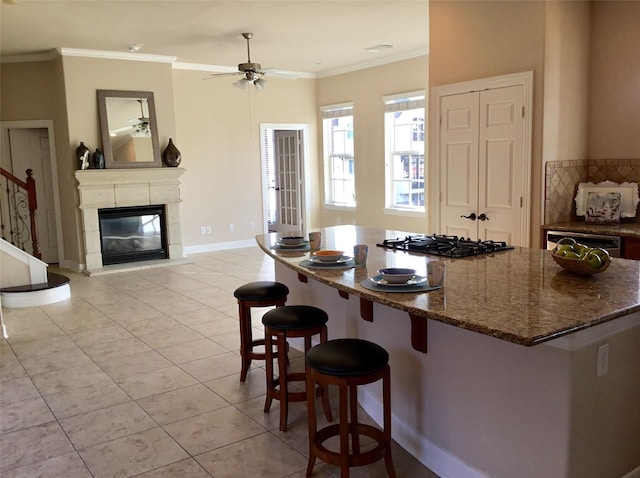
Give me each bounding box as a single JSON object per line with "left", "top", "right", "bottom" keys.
{"left": 544, "top": 159, "right": 640, "bottom": 224}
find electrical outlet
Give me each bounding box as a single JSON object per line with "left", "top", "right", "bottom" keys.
{"left": 597, "top": 344, "right": 609, "bottom": 377}
{"left": 250, "top": 221, "right": 256, "bottom": 231}
{"left": 206, "top": 226, "right": 212, "bottom": 234}
{"left": 200, "top": 226, "right": 206, "bottom": 235}
{"left": 336, "top": 217, "right": 341, "bottom": 225}
{"left": 229, "top": 223, "right": 234, "bottom": 232}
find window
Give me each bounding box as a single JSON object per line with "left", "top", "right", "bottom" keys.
{"left": 384, "top": 92, "right": 425, "bottom": 211}
{"left": 322, "top": 103, "right": 355, "bottom": 207}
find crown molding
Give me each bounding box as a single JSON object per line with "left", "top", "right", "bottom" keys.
{"left": 1, "top": 47, "right": 426, "bottom": 78}
{"left": 57, "top": 47, "right": 177, "bottom": 63}
{"left": 316, "top": 48, "right": 429, "bottom": 79}
{"left": 0, "top": 50, "right": 59, "bottom": 64}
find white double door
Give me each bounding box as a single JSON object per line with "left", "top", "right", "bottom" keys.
{"left": 439, "top": 84, "right": 526, "bottom": 246}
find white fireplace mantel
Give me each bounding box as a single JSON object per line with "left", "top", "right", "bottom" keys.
{"left": 76, "top": 168, "right": 185, "bottom": 274}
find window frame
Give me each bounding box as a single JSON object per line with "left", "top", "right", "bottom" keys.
{"left": 383, "top": 91, "right": 426, "bottom": 216}
{"left": 321, "top": 103, "right": 356, "bottom": 209}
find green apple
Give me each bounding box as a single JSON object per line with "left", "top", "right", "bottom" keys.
{"left": 555, "top": 244, "right": 573, "bottom": 256}
{"left": 589, "top": 248, "right": 611, "bottom": 268}
{"left": 564, "top": 251, "right": 580, "bottom": 260}
{"left": 586, "top": 250, "right": 603, "bottom": 269}
{"left": 573, "top": 243, "right": 590, "bottom": 256}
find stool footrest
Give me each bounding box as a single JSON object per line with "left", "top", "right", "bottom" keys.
{"left": 313, "top": 423, "right": 386, "bottom": 468}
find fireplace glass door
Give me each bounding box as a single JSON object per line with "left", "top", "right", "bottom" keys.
{"left": 99, "top": 205, "right": 168, "bottom": 265}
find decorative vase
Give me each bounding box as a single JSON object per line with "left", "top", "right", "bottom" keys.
{"left": 92, "top": 148, "right": 105, "bottom": 169}
{"left": 162, "top": 138, "right": 181, "bottom": 167}
{"left": 76, "top": 142, "right": 90, "bottom": 170}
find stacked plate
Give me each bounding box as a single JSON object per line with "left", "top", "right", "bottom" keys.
{"left": 274, "top": 236, "right": 309, "bottom": 249}
{"left": 301, "top": 250, "right": 356, "bottom": 269}
{"left": 361, "top": 267, "right": 438, "bottom": 293}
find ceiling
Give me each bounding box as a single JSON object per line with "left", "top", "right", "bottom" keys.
{"left": 0, "top": 0, "right": 429, "bottom": 77}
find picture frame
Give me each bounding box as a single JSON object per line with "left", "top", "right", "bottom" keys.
{"left": 585, "top": 191, "right": 621, "bottom": 224}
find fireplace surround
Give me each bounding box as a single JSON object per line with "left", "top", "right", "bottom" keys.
{"left": 76, "top": 168, "right": 184, "bottom": 274}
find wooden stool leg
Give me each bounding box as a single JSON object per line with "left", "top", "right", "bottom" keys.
{"left": 317, "top": 327, "right": 333, "bottom": 422}
{"left": 383, "top": 365, "right": 396, "bottom": 478}
{"left": 263, "top": 328, "right": 274, "bottom": 413}
{"left": 349, "top": 383, "right": 360, "bottom": 454}
{"left": 239, "top": 302, "right": 252, "bottom": 382}
{"left": 339, "top": 378, "right": 350, "bottom": 478}
{"left": 277, "top": 331, "right": 289, "bottom": 432}
{"left": 306, "top": 370, "right": 318, "bottom": 477}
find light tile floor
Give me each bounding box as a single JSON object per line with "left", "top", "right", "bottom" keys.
{"left": 0, "top": 247, "right": 440, "bottom": 478}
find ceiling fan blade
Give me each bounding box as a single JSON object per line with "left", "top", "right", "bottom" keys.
{"left": 203, "top": 72, "right": 242, "bottom": 80}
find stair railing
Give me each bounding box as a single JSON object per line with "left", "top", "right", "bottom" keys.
{"left": 0, "top": 167, "right": 41, "bottom": 259}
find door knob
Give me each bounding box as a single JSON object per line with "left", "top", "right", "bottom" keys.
{"left": 478, "top": 213, "right": 489, "bottom": 221}
{"left": 461, "top": 213, "right": 477, "bottom": 221}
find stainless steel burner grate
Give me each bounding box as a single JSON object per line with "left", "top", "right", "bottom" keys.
{"left": 377, "top": 235, "right": 514, "bottom": 258}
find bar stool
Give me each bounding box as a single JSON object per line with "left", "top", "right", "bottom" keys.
{"left": 233, "top": 281, "right": 289, "bottom": 382}
{"left": 262, "top": 305, "right": 333, "bottom": 432}
{"left": 305, "top": 338, "right": 396, "bottom": 478}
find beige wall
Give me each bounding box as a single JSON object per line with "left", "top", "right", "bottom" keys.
{"left": 589, "top": 1, "right": 640, "bottom": 159}
{"left": 542, "top": 1, "right": 591, "bottom": 165}
{"left": 1, "top": 58, "right": 71, "bottom": 262}
{"left": 172, "top": 69, "right": 319, "bottom": 246}
{"left": 316, "top": 56, "right": 429, "bottom": 233}
{"left": 429, "top": 0, "right": 546, "bottom": 247}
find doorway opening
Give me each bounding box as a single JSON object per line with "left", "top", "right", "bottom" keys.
{"left": 260, "top": 123, "right": 310, "bottom": 234}
{"left": 0, "top": 120, "right": 63, "bottom": 264}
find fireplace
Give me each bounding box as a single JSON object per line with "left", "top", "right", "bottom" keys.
{"left": 75, "top": 168, "right": 185, "bottom": 274}
{"left": 99, "top": 205, "right": 168, "bottom": 265}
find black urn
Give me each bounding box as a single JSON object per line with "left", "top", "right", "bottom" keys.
{"left": 76, "top": 142, "right": 90, "bottom": 170}
{"left": 92, "top": 148, "right": 105, "bottom": 169}
{"left": 162, "top": 138, "right": 182, "bottom": 167}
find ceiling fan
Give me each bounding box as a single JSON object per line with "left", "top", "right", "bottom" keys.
{"left": 109, "top": 99, "right": 150, "bottom": 137}
{"left": 205, "top": 33, "right": 297, "bottom": 90}
{"left": 128, "top": 99, "right": 150, "bottom": 135}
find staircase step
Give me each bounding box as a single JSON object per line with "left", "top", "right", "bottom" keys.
{"left": 1, "top": 272, "right": 69, "bottom": 293}
{"left": 1, "top": 272, "right": 71, "bottom": 308}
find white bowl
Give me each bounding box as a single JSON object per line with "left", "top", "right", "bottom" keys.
{"left": 280, "top": 236, "right": 306, "bottom": 246}
{"left": 377, "top": 267, "right": 417, "bottom": 284}
{"left": 312, "top": 250, "right": 344, "bottom": 262}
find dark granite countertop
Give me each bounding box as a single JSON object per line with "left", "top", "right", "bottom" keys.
{"left": 543, "top": 221, "right": 640, "bottom": 238}
{"left": 257, "top": 225, "right": 640, "bottom": 347}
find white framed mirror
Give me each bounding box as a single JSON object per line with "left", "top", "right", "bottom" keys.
{"left": 97, "top": 90, "right": 161, "bottom": 168}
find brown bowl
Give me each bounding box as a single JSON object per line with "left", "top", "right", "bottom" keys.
{"left": 312, "top": 250, "right": 345, "bottom": 262}
{"left": 551, "top": 252, "right": 611, "bottom": 275}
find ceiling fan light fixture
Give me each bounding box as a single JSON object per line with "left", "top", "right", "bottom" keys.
{"left": 233, "top": 78, "right": 248, "bottom": 89}
{"left": 254, "top": 78, "right": 267, "bottom": 91}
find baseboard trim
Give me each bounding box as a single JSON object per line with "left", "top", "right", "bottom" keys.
{"left": 184, "top": 239, "right": 257, "bottom": 255}
{"left": 359, "top": 388, "right": 488, "bottom": 478}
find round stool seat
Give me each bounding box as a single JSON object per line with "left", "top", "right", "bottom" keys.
{"left": 262, "top": 305, "right": 328, "bottom": 331}
{"left": 306, "top": 338, "right": 389, "bottom": 377}
{"left": 234, "top": 281, "right": 289, "bottom": 301}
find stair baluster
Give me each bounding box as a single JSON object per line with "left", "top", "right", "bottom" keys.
{"left": 0, "top": 168, "right": 41, "bottom": 259}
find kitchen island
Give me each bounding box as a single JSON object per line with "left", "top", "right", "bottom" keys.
{"left": 256, "top": 225, "right": 640, "bottom": 478}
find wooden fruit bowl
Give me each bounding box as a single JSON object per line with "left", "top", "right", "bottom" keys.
{"left": 551, "top": 252, "right": 611, "bottom": 275}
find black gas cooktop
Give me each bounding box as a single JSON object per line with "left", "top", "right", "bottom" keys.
{"left": 376, "top": 234, "right": 514, "bottom": 258}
